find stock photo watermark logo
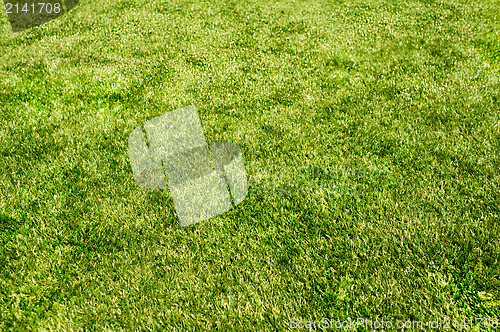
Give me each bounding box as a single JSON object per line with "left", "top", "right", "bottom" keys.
{"left": 248, "top": 164, "right": 379, "bottom": 199}
{"left": 4, "top": 0, "right": 79, "bottom": 32}
{"left": 286, "top": 317, "right": 500, "bottom": 330}
{"left": 128, "top": 105, "right": 248, "bottom": 227}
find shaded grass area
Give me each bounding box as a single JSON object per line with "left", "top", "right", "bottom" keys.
{"left": 0, "top": 0, "right": 499, "bottom": 330}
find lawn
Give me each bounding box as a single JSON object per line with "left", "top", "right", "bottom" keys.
{"left": 0, "top": 0, "right": 499, "bottom": 330}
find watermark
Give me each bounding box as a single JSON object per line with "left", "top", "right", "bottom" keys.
{"left": 128, "top": 105, "right": 248, "bottom": 227}
{"left": 286, "top": 317, "right": 499, "bottom": 330}
{"left": 4, "top": 0, "right": 79, "bottom": 33}
{"left": 127, "top": 106, "right": 379, "bottom": 225}
{"left": 251, "top": 182, "right": 366, "bottom": 198}
{"left": 247, "top": 164, "right": 379, "bottom": 199}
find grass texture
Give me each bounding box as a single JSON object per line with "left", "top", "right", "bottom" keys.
{"left": 0, "top": 0, "right": 499, "bottom": 330}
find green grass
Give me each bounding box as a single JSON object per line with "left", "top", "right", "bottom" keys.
{"left": 0, "top": 0, "right": 499, "bottom": 330}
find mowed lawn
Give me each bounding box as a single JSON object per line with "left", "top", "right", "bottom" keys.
{"left": 0, "top": 0, "right": 499, "bottom": 330}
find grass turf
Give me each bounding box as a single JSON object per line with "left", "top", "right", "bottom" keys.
{"left": 0, "top": 0, "right": 499, "bottom": 330}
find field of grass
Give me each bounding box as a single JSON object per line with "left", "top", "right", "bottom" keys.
{"left": 0, "top": 0, "right": 499, "bottom": 330}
